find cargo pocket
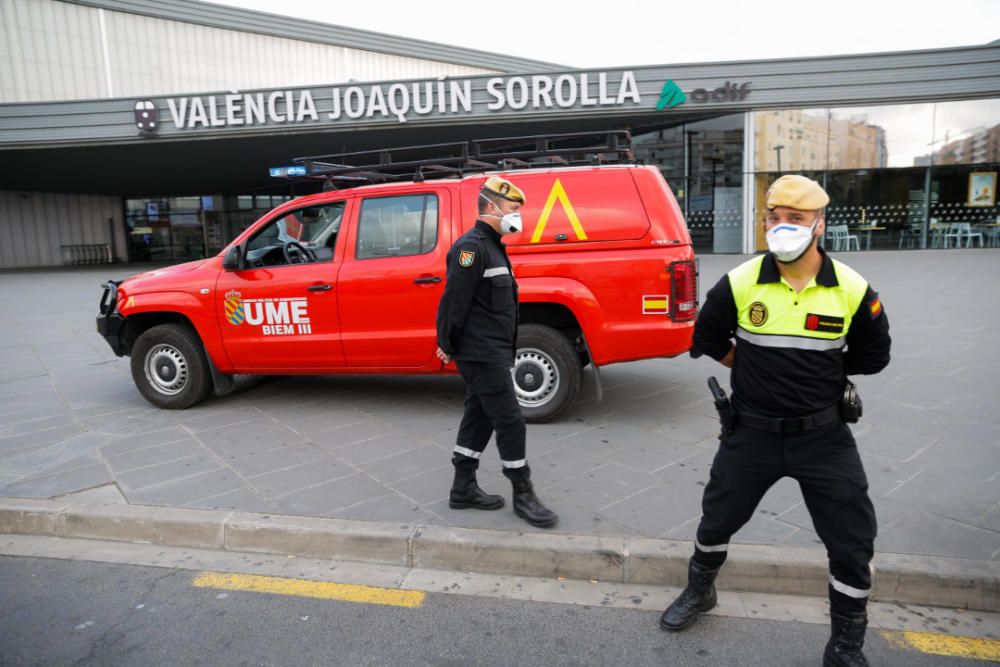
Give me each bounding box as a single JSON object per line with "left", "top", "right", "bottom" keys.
{"left": 489, "top": 275, "right": 514, "bottom": 312}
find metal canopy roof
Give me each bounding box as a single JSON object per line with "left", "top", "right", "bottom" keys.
{"left": 1, "top": 41, "right": 997, "bottom": 196}
{"left": 66, "top": 0, "right": 562, "bottom": 73}
{"left": 0, "top": 113, "right": 719, "bottom": 196}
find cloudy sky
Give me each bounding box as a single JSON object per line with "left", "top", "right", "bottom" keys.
{"left": 210, "top": 0, "right": 999, "bottom": 68}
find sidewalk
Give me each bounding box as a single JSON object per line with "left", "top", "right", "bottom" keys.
{"left": 1, "top": 251, "right": 998, "bottom": 606}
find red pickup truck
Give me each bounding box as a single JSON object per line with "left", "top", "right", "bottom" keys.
{"left": 97, "top": 136, "right": 697, "bottom": 421}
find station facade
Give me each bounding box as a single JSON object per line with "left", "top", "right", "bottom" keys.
{"left": 1, "top": 0, "right": 998, "bottom": 268}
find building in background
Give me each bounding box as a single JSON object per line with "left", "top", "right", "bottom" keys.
{"left": 926, "top": 123, "right": 1000, "bottom": 165}
{"left": 1, "top": 0, "right": 998, "bottom": 268}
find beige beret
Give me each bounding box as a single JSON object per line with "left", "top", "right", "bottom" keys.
{"left": 765, "top": 175, "right": 830, "bottom": 211}
{"left": 482, "top": 176, "right": 526, "bottom": 204}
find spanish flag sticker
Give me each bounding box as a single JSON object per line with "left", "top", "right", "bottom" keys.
{"left": 643, "top": 295, "right": 669, "bottom": 315}
{"left": 870, "top": 296, "right": 882, "bottom": 318}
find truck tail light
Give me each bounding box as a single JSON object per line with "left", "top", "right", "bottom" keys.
{"left": 668, "top": 260, "right": 698, "bottom": 322}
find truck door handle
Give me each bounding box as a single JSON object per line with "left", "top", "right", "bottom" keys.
{"left": 307, "top": 283, "right": 332, "bottom": 292}
{"left": 413, "top": 276, "right": 442, "bottom": 284}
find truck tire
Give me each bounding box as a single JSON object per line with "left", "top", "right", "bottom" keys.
{"left": 130, "top": 324, "right": 213, "bottom": 409}
{"left": 514, "top": 324, "right": 582, "bottom": 423}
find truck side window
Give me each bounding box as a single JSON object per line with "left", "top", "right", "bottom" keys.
{"left": 356, "top": 194, "right": 438, "bottom": 260}
{"left": 245, "top": 201, "right": 345, "bottom": 265}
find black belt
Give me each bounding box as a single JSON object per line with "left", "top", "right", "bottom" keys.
{"left": 736, "top": 404, "right": 841, "bottom": 435}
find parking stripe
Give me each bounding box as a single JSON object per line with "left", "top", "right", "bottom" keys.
{"left": 192, "top": 572, "right": 425, "bottom": 608}
{"left": 881, "top": 630, "right": 1000, "bottom": 661}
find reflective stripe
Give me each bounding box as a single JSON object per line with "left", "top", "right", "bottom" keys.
{"left": 483, "top": 267, "right": 510, "bottom": 278}
{"left": 829, "top": 575, "right": 871, "bottom": 599}
{"left": 695, "top": 539, "right": 729, "bottom": 553}
{"left": 501, "top": 459, "right": 527, "bottom": 469}
{"left": 736, "top": 327, "right": 845, "bottom": 351}
{"left": 453, "top": 446, "right": 482, "bottom": 459}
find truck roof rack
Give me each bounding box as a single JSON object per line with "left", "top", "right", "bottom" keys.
{"left": 285, "top": 130, "right": 634, "bottom": 187}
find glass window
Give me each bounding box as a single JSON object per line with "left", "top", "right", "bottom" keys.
{"left": 927, "top": 99, "right": 1000, "bottom": 167}
{"left": 755, "top": 99, "right": 1000, "bottom": 173}
{"left": 169, "top": 196, "right": 201, "bottom": 212}
{"left": 255, "top": 195, "right": 279, "bottom": 210}
{"left": 754, "top": 108, "right": 834, "bottom": 172}
{"left": 751, "top": 98, "right": 1000, "bottom": 252}
{"left": 634, "top": 117, "right": 744, "bottom": 253}
{"left": 686, "top": 116, "right": 745, "bottom": 253}
{"left": 245, "top": 201, "right": 345, "bottom": 265}
{"left": 356, "top": 194, "right": 439, "bottom": 260}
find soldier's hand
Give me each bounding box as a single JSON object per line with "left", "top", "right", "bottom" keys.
{"left": 435, "top": 347, "right": 452, "bottom": 364}
{"left": 720, "top": 344, "right": 735, "bottom": 368}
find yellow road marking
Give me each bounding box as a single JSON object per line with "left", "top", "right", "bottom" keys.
{"left": 881, "top": 630, "right": 1000, "bottom": 661}
{"left": 192, "top": 572, "right": 425, "bottom": 608}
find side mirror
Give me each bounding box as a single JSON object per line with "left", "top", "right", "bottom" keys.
{"left": 222, "top": 245, "right": 243, "bottom": 271}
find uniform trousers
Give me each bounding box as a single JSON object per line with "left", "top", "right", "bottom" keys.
{"left": 452, "top": 361, "right": 529, "bottom": 482}
{"left": 693, "top": 419, "right": 876, "bottom": 614}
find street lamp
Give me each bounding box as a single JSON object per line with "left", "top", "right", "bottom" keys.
{"left": 774, "top": 144, "right": 785, "bottom": 173}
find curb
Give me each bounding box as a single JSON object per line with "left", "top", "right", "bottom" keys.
{"left": 2, "top": 497, "right": 997, "bottom": 612}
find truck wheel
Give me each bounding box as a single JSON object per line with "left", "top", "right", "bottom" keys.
{"left": 130, "top": 324, "right": 213, "bottom": 409}
{"left": 514, "top": 324, "right": 582, "bottom": 423}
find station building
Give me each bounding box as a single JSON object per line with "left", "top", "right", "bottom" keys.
{"left": 1, "top": 0, "right": 998, "bottom": 268}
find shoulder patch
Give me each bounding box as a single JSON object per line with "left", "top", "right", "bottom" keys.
{"left": 869, "top": 294, "right": 883, "bottom": 318}
{"left": 459, "top": 250, "right": 476, "bottom": 268}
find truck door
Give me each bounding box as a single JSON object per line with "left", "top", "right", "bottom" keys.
{"left": 216, "top": 200, "right": 349, "bottom": 371}
{"left": 336, "top": 190, "right": 450, "bottom": 368}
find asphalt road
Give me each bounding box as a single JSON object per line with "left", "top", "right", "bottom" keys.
{"left": 1, "top": 556, "right": 993, "bottom": 667}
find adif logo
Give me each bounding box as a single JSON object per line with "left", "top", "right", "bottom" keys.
{"left": 134, "top": 100, "right": 159, "bottom": 134}
{"left": 656, "top": 81, "right": 686, "bottom": 110}
{"left": 225, "top": 290, "right": 244, "bottom": 325}
{"left": 224, "top": 294, "right": 313, "bottom": 335}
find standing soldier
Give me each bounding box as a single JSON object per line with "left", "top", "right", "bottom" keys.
{"left": 435, "top": 176, "right": 558, "bottom": 528}
{"left": 660, "top": 175, "right": 891, "bottom": 667}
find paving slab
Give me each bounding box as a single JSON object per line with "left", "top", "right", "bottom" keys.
{"left": 223, "top": 442, "right": 328, "bottom": 478}
{"left": 0, "top": 464, "right": 113, "bottom": 498}
{"left": 246, "top": 456, "right": 354, "bottom": 497}
{"left": 273, "top": 473, "right": 389, "bottom": 516}
{"left": 103, "top": 439, "right": 209, "bottom": 473}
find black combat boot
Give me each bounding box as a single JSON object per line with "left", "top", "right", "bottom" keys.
{"left": 449, "top": 468, "right": 504, "bottom": 510}
{"left": 823, "top": 611, "right": 869, "bottom": 667}
{"left": 511, "top": 478, "right": 558, "bottom": 528}
{"left": 659, "top": 559, "right": 720, "bottom": 631}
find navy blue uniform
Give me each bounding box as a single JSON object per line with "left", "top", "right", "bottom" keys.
{"left": 436, "top": 220, "right": 527, "bottom": 480}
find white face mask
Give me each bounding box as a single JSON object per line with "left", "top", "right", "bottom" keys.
{"left": 480, "top": 195, "right": 523, "bottom": 235}
{"left": 499, "top": 211, "right": 522, "bottom": 234}
{"left": 765, "top": 219, "right": 818, "bottom": 263}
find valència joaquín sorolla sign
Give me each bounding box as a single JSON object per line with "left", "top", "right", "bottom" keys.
{"left": 138, "top": 72, "right": 752, "bottom": 134}
{"left": 156, "top": 72, "right": 641, "bottom": 130}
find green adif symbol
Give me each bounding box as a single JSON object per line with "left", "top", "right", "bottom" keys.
{"left": 657, "top": 80, "right": 686, "bottom": 110}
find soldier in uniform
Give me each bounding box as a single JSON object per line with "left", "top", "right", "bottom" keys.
{"left": 435, "top": 176, "right": 558, "bottom": 528}
{"left": 659, "top": 175, "right": 891, "bottom": 667}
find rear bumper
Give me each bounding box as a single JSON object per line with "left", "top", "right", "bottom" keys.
{"left": 96, "top": 280, "right": 126, "bottom": 356}
{"left": 590, "top": 320, "right": 694, "bottom": 366}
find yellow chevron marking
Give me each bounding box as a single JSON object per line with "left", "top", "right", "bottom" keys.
{"left": 531, "top": 178, "right": 588, "bottom": 243}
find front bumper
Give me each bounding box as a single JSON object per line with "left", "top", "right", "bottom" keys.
{"left": 96, "top": 280, "right": 126, "bottom": 356}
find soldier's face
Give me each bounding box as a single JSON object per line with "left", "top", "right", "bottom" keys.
{"left": 493, "top": 198, "right": 522, "bottom": 216}
{"left": 765, "top": 207, "right": 825, "bottom": 236}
